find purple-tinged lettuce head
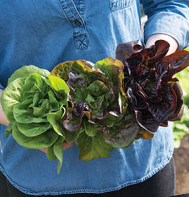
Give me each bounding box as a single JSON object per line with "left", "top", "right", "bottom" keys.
{"left": 116, "top": 40, "right": 189, "bottom": 133}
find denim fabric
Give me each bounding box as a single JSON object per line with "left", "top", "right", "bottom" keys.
{"left": 141, "top": 0, "right": 189, "bottom": 49}
{"left": 0, "top": 0, "right": 189, "bottom": 195}
{"left": 0, "top": 83, "right": 4, "bottom": 90}
{"left": 0, "top": 157, "right": 175, "bottom": 197}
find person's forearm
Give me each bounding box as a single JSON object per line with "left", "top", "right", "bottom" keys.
{"left": 145, "top": 33, "right": 178, "bottom": 55}
{"left": 0, "top": 89, "right": 9, "bottom": 126}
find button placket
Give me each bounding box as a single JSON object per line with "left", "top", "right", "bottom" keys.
{"left": 59, "top": 0, "right": 89, "bottom": 50}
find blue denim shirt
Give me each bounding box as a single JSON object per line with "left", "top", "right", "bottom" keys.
{"left": 0, "top": 0, "right": 189, "bottom": 195}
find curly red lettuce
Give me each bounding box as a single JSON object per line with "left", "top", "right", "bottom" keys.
{"left": 116, "top": 40, "right": 189, "bottom": 133}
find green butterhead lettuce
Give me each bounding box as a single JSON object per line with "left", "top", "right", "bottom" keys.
{"left": 1, "top": 66, "right": 69, "bottom": 173}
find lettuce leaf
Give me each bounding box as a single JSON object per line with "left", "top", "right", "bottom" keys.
{"left": 76, "top": 131, "right": 113, "bottom": 161}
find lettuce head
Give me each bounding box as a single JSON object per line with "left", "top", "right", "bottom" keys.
{"left": 1, "top": 65, "right": 69, "bottom": 173}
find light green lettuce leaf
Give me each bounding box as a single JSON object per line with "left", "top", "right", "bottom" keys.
{"left": 11, "top": 123, "right": 59, "bottom": 149}
{"left": 83, "top": 121, "right": 100, "bottom": 137}
{"left": 76, "top": 131, "right": 113, "bottom": 161}
{"left": 53, "top": 142, "right": 64, "bottom": 174}
{"left": 184, "top": 46, "right": 189, "bottom": 52}
{"left": 13, "top": 103, "right": 48, "bottom": 123}
{"left": 8, "top": 65, "right": 50, "bottom": 84}
{"left": 21, "top": 73, "right": 48, "bottom": 99}
{"left": 48, "top": 75, "right": 69, "bottom": 95}
{"left": 47, "top": 146, "right": 57, "bottom": 161}
{"left": 47, "top": 108, "right": 66, "bottom": 136}
{"left": 1, "top": 78, "right": 25, "bottom": 122}
{"left": 93, "top": 57, "right": 124, "bottom": 88}
{"left": 17, "top": 122, "right": 50, "bottom": 137}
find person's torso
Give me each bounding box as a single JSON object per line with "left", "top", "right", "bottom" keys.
{"left": 0, "top": 0, "right": 174, "bottom": 195}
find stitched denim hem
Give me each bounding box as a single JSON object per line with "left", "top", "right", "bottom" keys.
{"left": 0, "top": 147, "right": 174, "bottom": 196}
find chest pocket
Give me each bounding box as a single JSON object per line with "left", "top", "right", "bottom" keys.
{"left": 109, "top": 0, "right": 134, "bottom": 11}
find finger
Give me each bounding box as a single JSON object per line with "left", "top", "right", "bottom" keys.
{"left": 63, "top": 142, "right": 74, "bottom": 150}
{"left": 40, "top": 148, "right": 48, "bottom": 153}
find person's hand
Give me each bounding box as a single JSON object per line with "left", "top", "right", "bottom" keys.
{"left": 0, "top": 89, "right": 9, "bottom": 126}
{"left": 40, "top": 141, "right": 74, "bottom": 153}
{"left": 145, "top": 33, "right": 179, "bottom": 55}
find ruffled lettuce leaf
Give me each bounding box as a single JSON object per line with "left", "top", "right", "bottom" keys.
{"left": 1, "top": 77, "right": 25, "bottom": 122}
{"left": 116, "top": 40, "right": 189, "bottom": 133}
{"left": 8, "top": 65, "right": 50, "bottom": 84}
{"left": 76, "top": 131, "right": 113, "bottom": 161}
{"left": 104, "top": 110, "right": 143, "bottom": 148}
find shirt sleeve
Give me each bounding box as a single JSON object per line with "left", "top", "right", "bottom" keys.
{"left": 141, "top": 0, "right": 189, "bottom": 49}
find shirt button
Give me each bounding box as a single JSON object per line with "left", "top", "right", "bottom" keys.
{"left": 74, "top": 19, "right": 82, "bottom": 26}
